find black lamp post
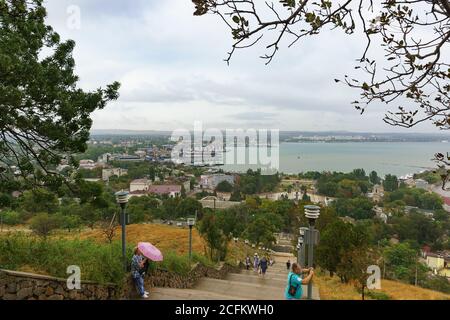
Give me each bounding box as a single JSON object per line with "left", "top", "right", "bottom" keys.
{"left": 298, "top": 227, "right": 308, "bottom": 267}
{"left": 304, "top": 205, "right": 320, "bottom": 300}
{"left": 187, "top": 217, "right": 196, "bottom": 266}
{"left": 115, "top": 190, "right": 129, "bottom": 271}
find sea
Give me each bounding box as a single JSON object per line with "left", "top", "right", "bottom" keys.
{"left": 219, "top": 142, "right": 450, "bottom": 177}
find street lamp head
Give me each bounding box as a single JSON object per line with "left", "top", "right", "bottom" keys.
{"left": 187, "top": 217, "right": 196, "bottom": 227}
{"left": 299, "top": 227, "right": 308, "bottom": 236}
{"left": 304, "top": 205, "right": 320, "bottom": 221}
{"left": 115, "top": 190, "right": 129, "bottom": 207}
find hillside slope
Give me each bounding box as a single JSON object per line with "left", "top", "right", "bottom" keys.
{"left": 315, "top": 272, "right": 450, "bottom": 300}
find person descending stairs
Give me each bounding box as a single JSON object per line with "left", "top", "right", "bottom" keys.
{"left": 147, "top": 252, "right": 320, "bottom": 300}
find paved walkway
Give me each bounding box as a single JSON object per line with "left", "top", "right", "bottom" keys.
{"left": 147, "top": 252, "right": 320, "bottom": 300}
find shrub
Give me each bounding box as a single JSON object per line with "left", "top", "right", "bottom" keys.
{"left": 0, "top": 234, "right": 129, "bottom": 285}
{"left": 0, "top": 210, "right": 22, "bottom": 226}
{"left": 157, "top": 251, "right": 190, "bottom": 275}
{"left": 366, "top": 291, "right": 391, "bottom": 300}
{"left": 29, "top": 213, "right": 62, "bottom": 238}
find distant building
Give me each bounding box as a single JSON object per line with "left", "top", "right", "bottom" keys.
{"left": 404, "top": 206, "right": 434, "bottom": 218}
{"left": 368, "top": 184, "right": 384, "bottom": 203}
{"left": 415, "top": 179, "right": 429, "bottom": 190}
{"left": 109, "top": 154, "right": 144, "bottom": 162}
{"left": 339, "top": 216, "right": 356, "bottom": 225}
{"left": 421, "top": 245, "right": 432, "bottom": 258}
{"left": 56, "top": 164, "right": 71, "bottom": 173}
{"left": 130, "top": 179, "right": 151, "bottom": 193}
{"left": 426, "top": 252, "right": 450, "bottom": 277}
{"left": 98, "top": 153, "right": 112, "bottom": 164}
{"left": 200, "top": 196, "right": 241, "bottom": 209}
{"left": 102, "top": 168, "right": 128, "bottom": 181}
{"left": 200, "top": 174, "right": 235, "bottom": 190}
{"left": 79, "top": 160, "right": 96, "bottom": 170}
{"left": 373, "top": 206, "right": 388, "bottom": 224}
{"left": 135, "top": 150, "right": 147, "bottom": 159}
{"left": 148, "top": 185, "right": 182, "bottom": 198}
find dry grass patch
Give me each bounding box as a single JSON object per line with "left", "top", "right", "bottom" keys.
{"left": 67, "top": 224, "right": 207, "bottom": 256}
{"left": 315, "top": 271, "right": 450, "bottom": 300}
{"left": 381, "top": 279, "right": 450, "bottom": 300}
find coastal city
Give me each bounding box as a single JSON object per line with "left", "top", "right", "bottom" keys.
{"left": 1, "top": 0, "right": 450, "bottom": 316}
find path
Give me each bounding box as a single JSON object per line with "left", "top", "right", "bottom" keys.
{"left": 147, "top": 252, "right": 320, "bottom": 300}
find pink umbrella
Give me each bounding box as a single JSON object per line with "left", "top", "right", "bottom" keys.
{"left": 138, "top": 242, "right": 164, "bottom": 262}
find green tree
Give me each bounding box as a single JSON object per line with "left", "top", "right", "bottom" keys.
{"left": 369, "top": 171, "right": 381, "bottom": 185}
{"left": 244, "top": 217, "right": 276, "bottom": 248}
{"left": 332, "top": 197, "right": 374, "bottom": 220}
{"left": 20, "top": 188, "right": 59, "bottom": 214}
{"left": 29, "top": 213, "right": 62, "bottom": 238}
{"left": 176, "top": 198, "right": 202, "bottom": 219}
{"left": 229, "top": 188, "right": 242, "bottom": 201}
{"left": 316, "top": 220, "right": 355, "bottom": 277}
{"left": 383, "top": 175, "right": 399, "bottom": 192}
{"left": 383, "top": 243, "right": 427, "bottom": 284}
{"left": 198, "top": 212, "right": 228, "bottom": 261}
{"left": 0, "top": 210, "right": 22, "bottom": 226}
{"left": 0, "top": 1, "right": 120, "bottom": 185}
{"left": 216, "top": 180, "right": 233, "bottom": 192}
{"left": 336, "top": 247, "right": 378, "bottom": 300}
{"left": 0, "top": 193, "right": 11, "bottom": 208}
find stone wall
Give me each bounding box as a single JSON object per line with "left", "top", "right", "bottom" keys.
{"left": 0, "top": 270, "right": 119, "bottom": 300}
{"left": 123, "top": 263, "right": 242, "bottom": 299}
{"left": 1, "top": 262, "right": 243, "bottom": 300}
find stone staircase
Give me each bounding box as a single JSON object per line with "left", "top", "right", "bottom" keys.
{"left": 147, "top": 253, "right": 320, "bottom": 300}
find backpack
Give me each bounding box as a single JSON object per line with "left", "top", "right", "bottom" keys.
{"left": 288, "top": 273, "right": 299, "bottom": 296}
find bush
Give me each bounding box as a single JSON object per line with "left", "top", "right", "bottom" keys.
{"left": 29, "top": 213, "right": 62, "bottom": 238}
{"left": 422, "top": 276, "right": 450, "bottom": 294}
{"left": 0, "top": 210, "right": 22, "bottom": 226}
{"left": 366, "top": 291, "right": 391, "bottom": 300}
{"left": 0, "top": 234, "right": 128, "bottom": 285}
{"left": 157, "top": 251, "right": 190, "bottom": 275}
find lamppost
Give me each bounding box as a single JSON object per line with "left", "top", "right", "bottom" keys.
{"left": 297, "top": 237, "right": 303, "bottom": 265}
{"left": 187, "top": 217, "right": 196, "bottom": 266}
{"left": 115, "top": 190, "right": 129, "bottom": 271}
{"left": 304, "top": 205, "right": 320, "bottom": 300}
{"left": 298, "top": 227, "right": 308, "bottom": 267}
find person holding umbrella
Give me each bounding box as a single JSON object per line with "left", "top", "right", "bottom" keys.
{"left": 131, "top": 247, "right": 149, "bottom": 299}
{"left": 131, "top": 242, "right": 164, "bottom": 299}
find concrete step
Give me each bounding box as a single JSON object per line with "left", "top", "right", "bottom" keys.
{"left": 194, "top": 277, "right": 287, "bottom": 300}
{"left": 227, "top": 273, "right": 287, "bottom": 288}
{"left": 240, "top": 270, "right": 288, "bottom": 281}
{"left": 147, "top": 288, "right": 248, "bottom": 300}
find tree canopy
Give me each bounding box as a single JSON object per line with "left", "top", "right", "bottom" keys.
{"left": 0, "top": 0, "right": 120, "bottom": 186}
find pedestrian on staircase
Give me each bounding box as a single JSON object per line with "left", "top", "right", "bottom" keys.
{"left": 245, "top": 255, "right": 251, "bottom": 270}
{"left": 253, "top": 253, "right": 260, "bottom": 272}
{"left": 286, "top": 259, "right": 291, "bottom": 271}
{"left": 285, "top": 263, "right": 314, "bottom": 300}
{"left": 131, "top": 247, "right": 149, "bottom": 299}
{"left": 259, "top": 256, "right": 268, "bottom": 277}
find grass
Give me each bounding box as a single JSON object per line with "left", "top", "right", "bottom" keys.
{"left": 0, "top": 223, "right": 224, "bottom": 283}
{"left": 314, "top": 269, "right": 450, "bottom": 300}
{"left": 0, "top": 233, "right": 127, "bottom": 285}
{"left": 63, "top": 223, "right": 207, "bottom": 256}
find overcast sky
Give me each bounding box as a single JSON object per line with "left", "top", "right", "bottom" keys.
{"left": 43, "top": 0, "right": 440, "bottom": 133}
